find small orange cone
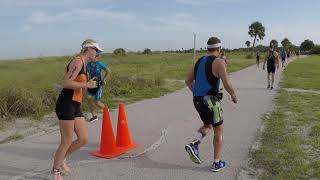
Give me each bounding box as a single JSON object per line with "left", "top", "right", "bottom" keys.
{"left": 92, "top": 107, "right": 124, "bottom": 159}
{"left": 116, "top": 102, "right": 138, "bottom": 152}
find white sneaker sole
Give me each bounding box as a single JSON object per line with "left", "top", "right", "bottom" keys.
{"left": 185, "top": 145, "right": 201, "bottom": 164}
{"left": 211, "top": 164, "right": 226, "bottom": 172}
{"left": 88, "top": 118, "right": 98, "bottom": 122}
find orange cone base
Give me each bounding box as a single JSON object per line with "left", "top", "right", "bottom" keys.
{"left": 91, "top": 148, "right": 125, "bottom": 159}
{"left": 118, "top": 142, "right": 138, "bottom": 153}
{"left": 91, "top": 143, "right": 138, "bottom": 159}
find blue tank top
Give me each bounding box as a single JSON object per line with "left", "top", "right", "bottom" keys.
{"left": 192, "top": 56, "right": 220, "bottom": 97}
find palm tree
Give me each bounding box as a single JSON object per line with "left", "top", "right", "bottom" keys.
{"left": 245, "top": 41, "right": 251, "bottom": 48}
{"left": 281, "top": 38, "right": 291, "bottom": 51}
{"left": 248, "top": 21, "right": 266, "bottom": 48}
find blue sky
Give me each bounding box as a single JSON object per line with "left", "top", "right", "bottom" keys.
{"left": 0, "top": 0, "right": 319, "bottom": 59}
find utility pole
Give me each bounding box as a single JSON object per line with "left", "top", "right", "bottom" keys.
{"left": 193, "top": 33, "right": 196, "bottom": 64}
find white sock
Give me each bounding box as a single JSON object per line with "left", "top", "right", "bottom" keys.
{"left": 214, "top": 159, "right": 220, "bottom": 163}
{"left": 193, "top": 132, "right": 204, "bottom": 143}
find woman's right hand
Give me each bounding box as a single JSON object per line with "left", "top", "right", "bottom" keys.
{"left": 86, "top": 77, "right": 97, "bottom": 89}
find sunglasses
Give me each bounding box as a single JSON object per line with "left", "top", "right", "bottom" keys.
{"left": 90, "top": 47, "right": 99, "bottom": 53}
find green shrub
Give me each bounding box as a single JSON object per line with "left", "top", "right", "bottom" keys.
{"left": 143, "top": 48, "right": 152, "bottom": 54}
{"left": 310, "top": 46, "right": 320, "bottom": 55}
{"left": 113, "top": 48, "right": 126, "bottom": 56}
{"left": 0, "top": 87, "right": 43, "bottom": 118}
{"left": 246, "top": 54, "right": 254, "bottom": 59}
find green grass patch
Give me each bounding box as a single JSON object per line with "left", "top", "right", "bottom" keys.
{"left": 282, "top": 55, "right": 320, "bottom": 90}
{"left": 310, "top": 125, "right": 320, "bottom": 137}
{"left": 309, "top": 124, "right": 320, "bottom": 150}
{"left": 0, "top": 120, "right": 4, "bottom": 130}
{"left": 249, "top": 55, "right": 320, "bottom": 179}
{"left": 250, "top": 91, "right": 320, "bottom": 179}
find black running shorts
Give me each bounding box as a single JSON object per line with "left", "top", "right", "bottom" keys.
{"left": 55, "top": 93, "right": 83, "bottom": 120}
{"left": 267, "top": 65, "right": 276, "bottom": 74}
{"left": 193, "top": 95, "right": 223, "bottom": 127}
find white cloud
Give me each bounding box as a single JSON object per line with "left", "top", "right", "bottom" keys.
{"left": 22, "top": 25, "right": 32, "bottom": 32}
{"left": 215, "top": 0, "right": 241, "bottom": 2}
{"left": 25, "top": 9, "right": 131, "bottom": 25}
{"left": 152, "top": 13, "right": 199, "bottom": 32}
{"left": 176, "top": 0, "right": 241, "bottom": 5}
{"left": 148, "top": 13, "right": 230, "bottom": 34}
{"left": 0, "top": 0, "right": 111, "bottom": 7}
{"left": 175, "top": 0, "right": 202, "bottom": 5}
{"left": 0, "top": 0, "right": 74, "bottom": 7}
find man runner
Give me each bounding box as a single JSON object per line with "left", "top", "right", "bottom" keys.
{"left": 256, "top": 51, "right": 260, "bottom": 68}
{"left": 184, "top": 36, "right": 238, "bottom": 172}
{"left": 263, "top": 47, "right": 280, "bottom": 90}
{"left": 281, "top": 48, "right": 286, "bottom": 67}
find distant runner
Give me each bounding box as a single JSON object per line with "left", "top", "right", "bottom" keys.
{"left": 256, "top": 51, "right": 260, "bottom": 68}
{"left": 281, "top": 48, "right": 286, "bottom": 67}
{"left": 263, "top": 47, "right": 280, "bottom": 90}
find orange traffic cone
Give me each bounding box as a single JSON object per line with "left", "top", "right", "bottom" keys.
{"left": 92, "top": 107, "right": 124, "bottom": 158}
{"left": 116, "top": 102, "right": 138, "bottom": 152}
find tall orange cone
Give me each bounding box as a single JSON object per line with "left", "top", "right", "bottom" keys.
{"left": 116, "top": 102, "right": 138, "bottom": 152}
{"left": 92, "top": 107, "right": 124, "bottom": 158}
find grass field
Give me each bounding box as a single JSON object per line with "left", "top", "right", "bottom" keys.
{"left": 249, "top": 56, "right": 320, "bottom": 179}
{"left": 0, "top": 51, "right": 255, "bottom": 129}
{"left": 281, "top": 55, "right": 320, "bottom": 90}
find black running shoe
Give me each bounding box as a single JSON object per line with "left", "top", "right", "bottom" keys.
{"left": 185, "top": 143, "right": 201, "bottom": 164}
{"left": 211, "top": 160, "right": 227, "bottom": 172}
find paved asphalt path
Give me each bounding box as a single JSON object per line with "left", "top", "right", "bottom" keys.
{"left": 0, "top": 58, "right": 294, "bottom": 180}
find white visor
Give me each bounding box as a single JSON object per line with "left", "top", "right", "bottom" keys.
{"left": 82, "top": 42, "right": 104, "bottom": 52}
{"left": 207, "top": 43, "right": 221, "bottom": 49}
